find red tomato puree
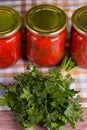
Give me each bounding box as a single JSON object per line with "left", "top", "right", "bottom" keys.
{"left": 26, "top": 29, "right": 66, "bottom": 67}
{"left": 70, "top": 27, "right": 87, "bottom": 68}
{"left": 0, "top": 29, "right": 21, "bottom": 68}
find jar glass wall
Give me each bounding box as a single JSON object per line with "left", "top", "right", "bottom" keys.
{"left": 0, "top": 29, "right": 22, "bottom": 68}
{"left": 25, "top": 28, "right": 66, "bottom": 67}
{"left": 0, "top": 6, "right": 22, "bottom": 68}
{"left": 70, "top": 6, "right": 87, "bottom": 68}
{"left": 24, "top": 4, "right": 67, "bottom": 67}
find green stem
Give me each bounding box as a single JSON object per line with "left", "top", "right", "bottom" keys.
{"left": 25, "top": 126, "right": 34, "bottom": 130}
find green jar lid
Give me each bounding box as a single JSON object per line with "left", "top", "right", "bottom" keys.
{"left": 72, "top": 6, "right": 87, "bottom": 36}
{"left": 24, "top": 4, "right": 67, "bottom": 37}
{"left": 0, "top": 6, "right": 21, "bottom": 38}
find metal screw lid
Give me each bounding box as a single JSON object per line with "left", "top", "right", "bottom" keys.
{"left": 0, "top": 6, "right": 21, "bottom": 38}
{"left": 72, "top": 6, "right": 87, "bottom": 36}
{"left": 24, "top": 4, "right": 68, "bottom": 37}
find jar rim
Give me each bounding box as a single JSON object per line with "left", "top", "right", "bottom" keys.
{"left": 24, "top": 4, "right": 68, "bottom": 37}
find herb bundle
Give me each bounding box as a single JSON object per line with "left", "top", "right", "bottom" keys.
{"left": 0, "top": 66, "right": 83, "bottom": 130}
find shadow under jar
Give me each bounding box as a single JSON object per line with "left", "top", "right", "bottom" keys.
{"left": 70, "top": 6, "right": 87, "bottom": 68}
{"left": 0, "top": 6, "right": 22, "bottom": 69}
{"left": 24, "top": 4, "right": 67, "bottom": 67}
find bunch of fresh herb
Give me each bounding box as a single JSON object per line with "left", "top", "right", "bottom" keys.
{"left": 0, "top": 66, "right": 83, "bottom": 130}
{"left": 60, "top": 53, "right": 76, "bottom": 71}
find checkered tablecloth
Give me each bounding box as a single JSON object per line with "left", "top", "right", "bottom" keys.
{"left": 0, "top": 0, "right": 87, "bottom": 109}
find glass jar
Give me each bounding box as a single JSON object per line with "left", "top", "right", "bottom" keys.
{"left": 0, "top": 6, "right": 22, "bottom": 68}
{"left": 24, "top": 4, "right": 67, "bottom": 67}
{"left": 70, "top": 6, "right": 87, "bottom": 68}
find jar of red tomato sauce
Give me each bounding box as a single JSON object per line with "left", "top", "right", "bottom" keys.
{"left": 24, "top": 5, "right": 67, "bottom": 67}
{"left": 70, "top": 6, "right": 87, "bottom": 68}
{"left": 0, "top": 6, "right": 21, "bottom": 68}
